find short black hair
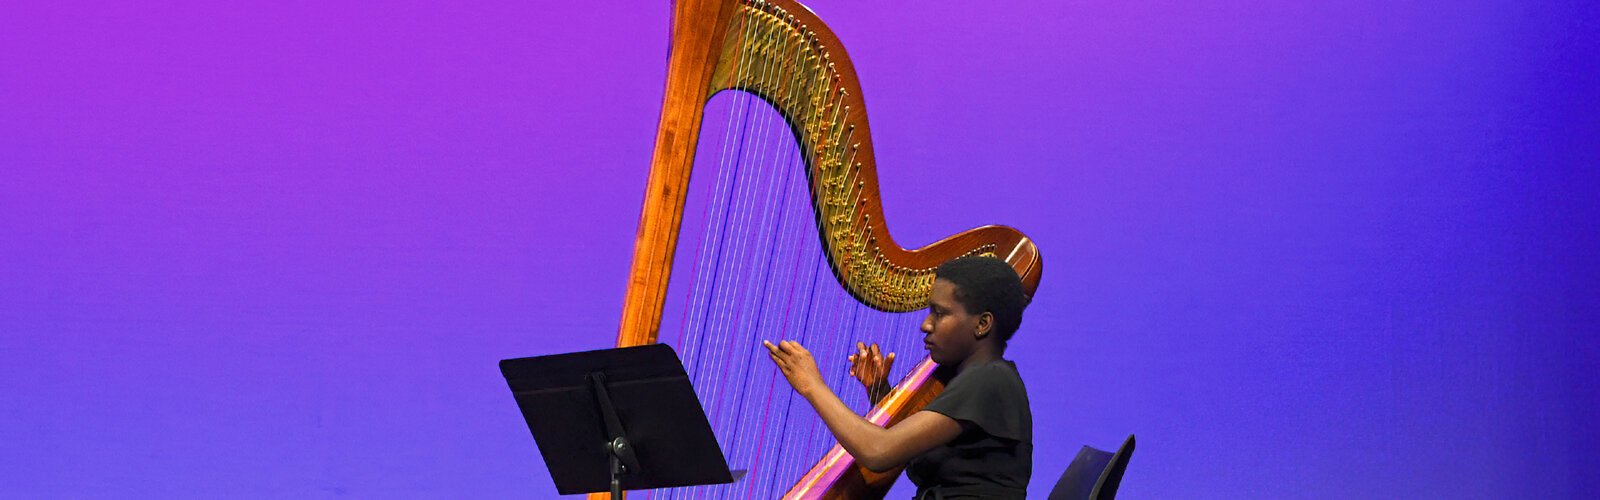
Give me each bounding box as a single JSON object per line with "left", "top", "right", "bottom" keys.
{"left": 935, "top": 256, "right": 1029, "bottom": 345}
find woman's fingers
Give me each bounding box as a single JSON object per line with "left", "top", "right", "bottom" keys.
{"left": 764, "top": 341, "right": 788, "bottom": 368}
{"left": 766, "top": 340, "right": 813, "bottom": 358}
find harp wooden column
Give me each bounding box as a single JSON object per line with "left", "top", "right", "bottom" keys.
{"left": 614, "top": 0, "right": 744, "bottom": 350}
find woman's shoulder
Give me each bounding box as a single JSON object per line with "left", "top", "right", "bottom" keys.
{"left": 940, "top": 359, "right": 1030, "bottom": 409}
{"left": 954, "top": 359, "right": 1026, "bottom": 390}
{"left": 931, "top": 358, "right": 1032, "bottom": 443}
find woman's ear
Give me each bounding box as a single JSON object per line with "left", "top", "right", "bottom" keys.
{"left": 976, "top": 312, "right": 994, "bottom": 338}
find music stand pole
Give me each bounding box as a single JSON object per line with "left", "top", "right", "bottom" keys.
{"left": 588, "top": 372, "right": 639, "bottom": 499}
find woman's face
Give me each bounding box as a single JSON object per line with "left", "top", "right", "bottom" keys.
{"left": 921, "top": 279, "right": 988, "bottom": 365}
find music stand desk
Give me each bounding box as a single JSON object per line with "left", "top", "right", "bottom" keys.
{"left": 500, "top": 344, "right": 735, "bottom": 497}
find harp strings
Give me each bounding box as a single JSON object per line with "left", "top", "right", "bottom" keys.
{"left": 703, "top": 6, "right": 770, "bottom": 461}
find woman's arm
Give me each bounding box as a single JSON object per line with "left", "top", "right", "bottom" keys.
{"left": 766, "top": 340, "right": 962, "bottom": 472}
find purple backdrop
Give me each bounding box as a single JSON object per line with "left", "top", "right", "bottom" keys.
{"left": 3, "top": 0, "right": 1597, "bottom": 497}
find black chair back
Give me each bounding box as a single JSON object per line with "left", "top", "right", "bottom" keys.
{"left": 1047, "top": 434, "right": 1136, "bottom": 500}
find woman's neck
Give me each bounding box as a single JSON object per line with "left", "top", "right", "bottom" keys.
{"left": 956, "top": 344, "right": 1003, "bottom": 373}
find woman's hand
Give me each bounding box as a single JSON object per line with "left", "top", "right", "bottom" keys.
{"left": 764, "top": 340, "right": 826, "bottom": 398}
{"left": 849, "top": 342, "right": 895, "bottom": 402}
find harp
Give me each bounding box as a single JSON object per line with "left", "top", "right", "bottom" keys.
{"left": 606, "top": 0, "right": 1042, "bottom": 498}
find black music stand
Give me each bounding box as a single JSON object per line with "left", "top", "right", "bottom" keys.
{"left": 500, "top": 344, "right": 737, "bottom": 498}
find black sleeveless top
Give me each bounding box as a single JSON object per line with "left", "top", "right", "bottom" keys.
{"left": 906, "top": 359, "right": 1032, "bottom": 499}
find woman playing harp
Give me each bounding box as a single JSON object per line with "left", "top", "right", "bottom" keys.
{"left": 766, "top": 256, "right": 1033, "bottom": 499}
{"left": 610, "top": 0, "right": 1043, "bottom": 497}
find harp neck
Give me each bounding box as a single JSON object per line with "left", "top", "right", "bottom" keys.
{"left": 618, "top": 0, "right": 1041, "bottom": 339}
